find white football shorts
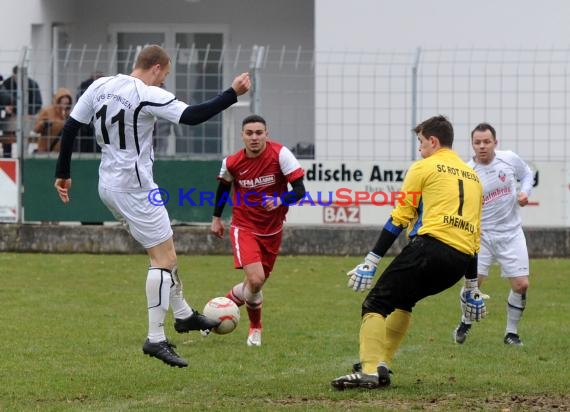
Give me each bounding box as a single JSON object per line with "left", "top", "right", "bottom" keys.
{"left": 478, "top": 227, "right": 529, "bottom": 277}
{"left": 98, "top": 184, "right": 173, "bottom": 249}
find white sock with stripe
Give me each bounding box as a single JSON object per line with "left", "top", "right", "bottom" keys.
{"left": 146, "top": 268, "right": 172, "bottom": 343}
{"left": 169, "top": 267, "right": 193, "bottom": 319}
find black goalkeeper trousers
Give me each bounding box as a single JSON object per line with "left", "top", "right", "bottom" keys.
{"left": 362, "top": 235, "right": 472, "bottom": 317}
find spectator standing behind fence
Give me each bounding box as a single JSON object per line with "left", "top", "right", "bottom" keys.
{"left": 53, "top": 44, "right": 251, "bottom": 368}
{"left": 453, "top": 123, "right": 533, "bottom": 346}
{"left": 75, "top": 71, "right": 104, "bottom": 153}
{"left": 0, "top": 76, "right": 10, "bottom": 156}
{"left": 1, "top": 66, "right": 43, "bottom": 157}
{"left": 31, "top": 88, "right": 73, "bottom": 153}
{"left": 76, "top": 70, "right": 104, "bottom": 101}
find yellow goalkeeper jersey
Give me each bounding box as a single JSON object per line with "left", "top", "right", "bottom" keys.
{"left": 392, "top": 148, "right": 482, "bottom": 255}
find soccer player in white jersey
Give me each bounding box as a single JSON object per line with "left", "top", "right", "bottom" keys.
{"left": 210, "top": 115, "right": 305, "bottom": 347}
{"left": 53, "top": 45, "right": 251, "bottom": 367}
{"left": 453, "top": 123, "right": 533, "bottom": 346}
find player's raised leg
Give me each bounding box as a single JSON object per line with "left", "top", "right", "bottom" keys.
{"left": 170, "top": 266, "right": 221, "bottom": 334}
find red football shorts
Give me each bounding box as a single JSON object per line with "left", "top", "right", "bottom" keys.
{"left": 230, "top": 226, "right": 282, "bottom": 278}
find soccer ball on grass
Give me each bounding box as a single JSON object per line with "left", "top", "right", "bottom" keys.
{"left": 203, "top": 297, "right": 240, "bottom": 334}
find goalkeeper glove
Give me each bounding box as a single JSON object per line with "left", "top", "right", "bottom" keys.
{"left": 347, "top": 252, "right": 381, "bottom": 292}
{"left": 460, "top": 279, "right": 487, "bottom": 321}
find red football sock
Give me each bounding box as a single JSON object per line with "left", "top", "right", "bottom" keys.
{"left": 246, "top": 305, "right": 262, "bottom": 329}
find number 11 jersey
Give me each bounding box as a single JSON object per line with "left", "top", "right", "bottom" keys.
{"left": 71, "top": 74, "right": 188, "bottom": 191}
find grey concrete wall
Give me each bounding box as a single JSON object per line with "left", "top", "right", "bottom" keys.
{"left": 0, "top": 224, "right": 568, "bottom": 257}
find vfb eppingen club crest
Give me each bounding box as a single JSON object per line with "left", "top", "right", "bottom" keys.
{"left": 498, "top": 170, "right": 506, "bottom": 182}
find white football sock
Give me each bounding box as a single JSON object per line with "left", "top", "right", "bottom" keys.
{"left": 506, "top": 290, "right": 526, "bottom": 334}
{"left": 243, "top": 285, "right": 263, "bottom": 308}
{"left": 228, "top": 282, "right": 245, "bottom": 306}
{"left": 146, "top": 268, "right": 172, "bottom": 342}
{"left": 169, "top": 267, "right": 193, "bottom": 319}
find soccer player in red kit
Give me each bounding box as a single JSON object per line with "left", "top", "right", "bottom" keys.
{"left": 210, "top": 114, "right": 305, "bottom": 346}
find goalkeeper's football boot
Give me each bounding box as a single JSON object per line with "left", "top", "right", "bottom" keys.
{"left": 504, "top": 333, "right": 523, "bottom": 346}
{"left": 174, "top": 310, "right": 220, "bottom": 334}
{"left": 352, "top": 362, "right": 362, "bottom": 373}
{"left": 453, "top": 322, "right": 472, "bottom": 344}
{"left": 377, "top": 362, "right": 391, "bottom": 387}
{"left": 351, "top": 362, "right": 392, "bottom": 387}
{"left": 331, "top": 372, "right": 380, "bottom": 390}
{"left": 142, "top": 339, "right": 188, "bottom": 368}
{"left": 246, "top": 327, "right": 262, "bottom": 347}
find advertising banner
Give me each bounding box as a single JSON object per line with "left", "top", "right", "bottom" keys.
{"left": 287, "top": 161, "right": 410, "bottom": 225}
{"left": 287, "top": 160, "right": 565, "bottom": 227}
{"left": 0, "top": 159, "right": 18, "bottom": 222}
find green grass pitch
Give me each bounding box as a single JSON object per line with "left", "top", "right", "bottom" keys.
{"left": 0, "top": 253, "right": 568, "bottom": 411}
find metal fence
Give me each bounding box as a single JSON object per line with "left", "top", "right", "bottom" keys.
{"left": 1, "top": 45, "right": 570, "bottom": 162}
{"left": 315, "top": 47, "right": 570, "bottom": 161}
{"left": 0, "top": 44, "right": 315, "bottom": 160}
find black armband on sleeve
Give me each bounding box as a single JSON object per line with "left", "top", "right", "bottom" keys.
{"left": 465, "top": 254, "right": 478, "bottom": 280}
{"left": 371, "top": 228, "right": 400, "bottom": 258}
{"left": 55, "top": 117, "right": 84, "bottom": 179}
{"left": 179, "top": 88, "right": 237, "bottom": 126}
{"left": 282, "top": 177, "right": 306, "bottom": 205}
{"left": 213, "top": 180, "right": 232, "bottom": 217}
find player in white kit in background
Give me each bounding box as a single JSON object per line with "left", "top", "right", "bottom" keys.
{"left": 453, "top": 122, "right": 534, "bottom": 346}
{"left": 54, "top": 45, "right": 251, "bottom": 367}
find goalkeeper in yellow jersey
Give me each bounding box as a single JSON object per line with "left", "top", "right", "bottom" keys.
{"left": 332, "top": 115, "right": 486, "bottom": 390}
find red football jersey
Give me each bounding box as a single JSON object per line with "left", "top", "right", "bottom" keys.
{"left": 218, "top": 141, "right": 304, "bottom": 235}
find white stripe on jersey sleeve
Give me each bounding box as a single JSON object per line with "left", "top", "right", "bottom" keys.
{"left": 278, "top": 146, "right": 302, "bottom": 176}
{"left": 141, "top": 86, "right": 188, "bottom": 123}
{"left": 218, "top": 158, "right": 234, "bottom": 182}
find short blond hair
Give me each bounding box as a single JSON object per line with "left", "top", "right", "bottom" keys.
{"left": 134, "top": 45, "right": 170, "bottom": 70}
